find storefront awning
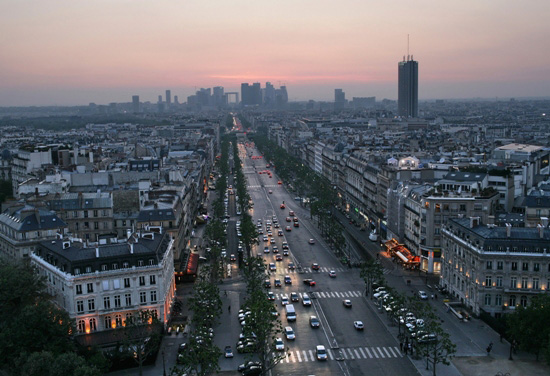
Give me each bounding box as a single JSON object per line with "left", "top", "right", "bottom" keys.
{"left": 396, "top": 251, "right": 409, "bottom": 263}
{"left": 185, "top": 253, "right": 199, "bottom": 275}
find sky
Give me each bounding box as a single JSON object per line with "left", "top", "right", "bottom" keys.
{"left": 0, "top": 0, "right": 549, "bottom": 106}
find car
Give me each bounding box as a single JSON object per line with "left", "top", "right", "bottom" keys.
{"left": 278, "top": 230, "right": 284, "bottom": 236}
{"left": 274, "top": 223, "right": 280, "bottom": 228}
{"left": 316, "top": 345, "right": 327, "bottom": 360}
{"left": 302, "top": 293, "right": 312, "bottom": 306}
{"left": 225, "top": 345, "right": 234, "bottom": 358}
{"left": 272, "top": 246, "right": 279, "bottom": 253}
{"left": 289, "top": 210, "right": 295, "bottom": 216}
{"left": 263, "top": 236, "right": 268, "bottom": 242}
{"left": 264, "top": 246, "right": 270, "bottom": 253}
{"left": 293, "top": 217, "right": 299, "bottom": 222}
{"left": 288, "top": 262, "right": 295, "bottom": 269}
{"left": 343, "top": 299, "right": 352, "bottom": 308}
{"left": 264, "top": 279, "right": 271, "bottom": 288}
{"left": 354, "top": 321, "right": 364, "bottom": 330}
{"left": 267, "top": 291, "right": 275, "bottom": 301}
{"left": 242, "top": 365, "right": 262, "bottom": 376}
{"left": 309, "top": 238, "right": 315, "bottom": 244}
{"left": 282, "top": 242, "right": 289, "bottom": 249}
{"left": 418, "top": 291, "right": 429, "bottom": 300}
{"left": 230, "top": 254, "right": 236, "bottom": 262}
{"left": 270, "top": 238, "right": 275, "bottom": 244}
{"left": 285, "top": 226, "right": 292, "bottom": 232}
{"left": 309, "top": 315, "right": 320, "bottom": 328}
{"left": 329, "top": 270, "right": 337, "bottom": 278}
{"left": 238, "top": 361, "right": 262, "bottom": 372}
{"left": 280, "top": 203, "right": 286, "bottom": 209}
{"left": 268, "top": 190, "right": 272, "bottom": 194}
{"left": 284, "top": 275, "right": 292, "bottom": 285}
{"left": 290, "top": 292, "right": 299, "bottom": 302}
{"left": 303, "top": 279, "right": 316, "bottom": 286}
{"left": 284, "top": 326, "right": 295, "bottom": 340}
{"left": 293, "top": 222, "right": 299, "bottom": 227}
{"left": 281, "top": 295, "right": 289, "bottom": 305}
{"left": 275, "top": 254, "right": 283, "bottom": 261}
{"left": 283, "top": 249, "right": 289, "bottom": 256}
{"left": 311, "top": 263, "right": 320, "bottom": 270}
{"left": 286, "top": 217, "right": 291, "bottom": 222}
{"left": 275, "top": 337, "right": 285, "bottom": 351}
{"left": 278, "top": 181, "right": 282, "bottom": 185}
{"left": 178, "top": 342, "right": 188, "bottom": 353}
{"left": 274, "top": 279, "right": 282, "bottom": 287}
{"left": 269, "top": 263, "right": 276, "bottom": 271}
{"left": 418, "top": 333, "right": 437, "bottom": 344}
{"left": 267, "top": 231, "right": 273, "bottom": 237}
{"left": 237, "top": 341, "right": 256, "bottom": 353}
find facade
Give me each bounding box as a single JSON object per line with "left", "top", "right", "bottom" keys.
{"left": 132, "top": 95, "right": 140, "bottom": 113}
{"left": 441, "top": 217, "right": 550, "bottom": 317}
{"left": 334, "top": 89, "right": 345, "bottom": 110}
{"left": 31, "top": 231, "right": 175, "bottom": 338}
{"left": 398, "top": 58, "right": 418, "bottom": 117}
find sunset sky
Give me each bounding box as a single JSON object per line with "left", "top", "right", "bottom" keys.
{"left": 1, "top": 0, "right": 549, "bottom": 106}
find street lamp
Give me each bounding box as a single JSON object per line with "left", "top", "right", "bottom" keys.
{"left": 162, "top": 350, "right": 166, "bottom": 376}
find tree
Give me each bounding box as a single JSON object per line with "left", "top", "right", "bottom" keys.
{"left": 507, "top": 294, "right": 550, "bottom": 362}
{"left": 19, "top": 351, "right": 101, "bottom": 376}
{"left": 119, "top": 310, "right": 162, "bottom": 376}
{"left": 242, "top": 259, "right": 285, "bottom": 375}
{"left": 0, "top": 180, "right": 13, "bottom": 204}
{"left": 360, "top": 259, "right": 385, "bottom": 297}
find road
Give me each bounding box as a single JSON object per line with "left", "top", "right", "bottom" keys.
{"left": 214, "top": 142, "right": 419, "bottom": 376}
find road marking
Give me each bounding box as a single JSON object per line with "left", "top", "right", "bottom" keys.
{"left": 364, "top": 347, "right": 373, "bottom": 358}
{"left": 354, "top": 349, "right": 361, "bottom": 358}
{"left": 383, "top": 347, "right": 392, "bottom": 357}
{"left": 335, "top": 292, "right": 341, "bottom": 297}
{"left": 377, "top": 347, "right": 385, "bottom": 358}
{"left": 343, "top": 292, "right": 350, "bottom": 297}
{"left": 303, "top": 350, "right": 309, "bottom": 362}
{"left": 372, "top": 347, "right": 379, "bottom": 358}
{"left": 358, "top": 347, "right": 367, "bottom": 358}
{"left": 327, "top": 349, "right": 334, "bottom": 360}
{"left": 308, "top": 349, "right": 315, "bottom": 361}
{"left": 389, "top": 347, "right": 399, "bottom": 357}
{"left": 394, "top": 346, "right": 403, "bottom": 357}
{"left": 296, "top": 351, "right": 301, "bottom": 362}
{"left": 348, "top": 348, "right": 355, "bottom": 359}
{"left": 342, "top": 350, "right": 348, "bottom": 359}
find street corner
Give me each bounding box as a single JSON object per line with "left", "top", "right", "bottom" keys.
{"left": 453, "top": 355, "right": 550, "bottom": 376}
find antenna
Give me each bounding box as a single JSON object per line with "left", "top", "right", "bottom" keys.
{"left": 407, "top": 34, "right": 410, "bottom": 60}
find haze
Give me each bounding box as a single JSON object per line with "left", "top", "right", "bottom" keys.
{"left": 1, "top": 0, "right": 549, "bottom": 106}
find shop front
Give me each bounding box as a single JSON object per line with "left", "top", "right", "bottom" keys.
{"left": 384, "top": 238, "right": 420, "bottom": 270}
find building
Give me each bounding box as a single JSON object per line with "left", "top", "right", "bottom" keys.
{"left": 31, "top": 230, "right": 176, "bottom": 339}
{"left": 441, "top": 217, "right": 550, "bottom": 317}
{"left": 241, "top": 83, "right": 262, "bottom": 106}
{"left": 165, "top": 90, "right": 171, "bottom": 106}
{"left": 334, "top": 89, "right": 345, "bottom": 110}
{"left": 132, "top": 95, "right": 140, "bottom": 113}
{"left": 398, "top": 57, "right": 418, "bottom": 117}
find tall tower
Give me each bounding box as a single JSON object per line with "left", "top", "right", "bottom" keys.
{"left": 334, "top": 89, "right": 345, "bottom": 110}
{"left": 165, "top": 90, "right": 171, "bottom": 106}
{"left": 132, "top": 95, "right": 140, "bottom": 113}
{"left": 398, "top": 56, "right": 418, "bottom": 117}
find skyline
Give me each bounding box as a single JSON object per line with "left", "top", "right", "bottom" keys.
{"left": 1, "top": 0, "right": 549, "bottom": 106}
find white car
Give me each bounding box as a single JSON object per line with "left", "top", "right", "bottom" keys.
{"left": 418, "top": 291, "right": 429, "bottom": 300}
{"left": 281, "top": 295, "right": 289, "bottom": 306}
{"left": 284, "top": 326, "right": 295, "bottom": 340}
{"left": 316, "top": 345, "right": 327, "bottom": 360}
{"left": 309, "top": 239, "right": 315, "bottom": 244}
{"left": 275, "top": 338, "right": 285, "bottom": 351}
{"left": 354, "top": 321, "right": 364, "bottom": 330}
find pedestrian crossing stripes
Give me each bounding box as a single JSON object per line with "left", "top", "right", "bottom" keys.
{"left": 273, "top": 290, "right": 363, "bottom": 300}
{"left": 383, "top": 268, "right": 391, "bottom": 275}
{"left": 297, "top": 266, "right": 346, "bottom": 273}
{"left": 247, "top": 185, "right": 280, "bottom": 188}
{"left": 281, "top": 346, "right": 402, "bottom": 363}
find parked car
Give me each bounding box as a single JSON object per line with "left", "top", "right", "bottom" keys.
{"left": 224, "top": 346, "right": 234, "bottom": 358}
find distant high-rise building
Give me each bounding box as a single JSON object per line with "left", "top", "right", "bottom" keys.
{"left": 132, "top": 95, "right": 140, "bottom": 113}
{"left": 158, "top": 95, "right": 162, "bottom": 103}
{"left": 165, "top": 90, "right": 171, "bottom": 106}
{"left": 334, "top": 89, "right": 346, "bottom": 110}
{"left": 241, "top": 83, "right": 261, "bottom": 106}
{"left": 174, "top": 95, "right": 179, "bottom": 104}
{"left": 398, "top": 56, "right": 418, "bottom": 117}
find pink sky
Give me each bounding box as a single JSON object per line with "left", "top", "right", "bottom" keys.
{"left": 0, "top": 0, "right": 549, "bottom": 106}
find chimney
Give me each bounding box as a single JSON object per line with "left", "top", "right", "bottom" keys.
{"left": 95, "top": 247, "right": 100, "bottom": 258}
{"left": 127, "top": 229, "right": 132, "bottom": 239}
{"left": 542, "top": 217, "right": 549, "bottom": 228}
{"left": 129, "top": 243, "right": 134, "bottom": 254}
{"left": 537, "top": 224, "right": 544, "bottom": 239}
{"left": 469, "top": 217, "right": 480, "bottom": 228}
{"left": 35, "top": 187, "right": 39, "bottom": 197}
{"left": 487, "top": 215, "right": 495, "bottom": 225}
{"left": 505, "top": 223, "right": 512, "bottom": 238}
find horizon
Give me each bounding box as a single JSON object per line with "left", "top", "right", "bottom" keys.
{"left": 1, "top": 0, "right": 549, "bottom": 107}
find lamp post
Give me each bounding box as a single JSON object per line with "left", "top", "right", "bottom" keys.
{"left": 162, "top": 350, "right": 166, "bottom": 376}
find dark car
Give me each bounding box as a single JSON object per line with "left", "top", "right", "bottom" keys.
{"left": 238, "top": 361, "right": 262, "bottom": 372}
{"left": 242, "top": 366, "right": 262, "bottom": 376}
{"left": 274, "top": 279, "right": 282, "bottom": 287}
{"left": 303, "top": 279, "right": 316, "bottom": 286}
{"left": 311, "top": 263, "right": 320, "bottom": 270}
{"left": 284, "top": 275, "right": 292, "bottom": 285}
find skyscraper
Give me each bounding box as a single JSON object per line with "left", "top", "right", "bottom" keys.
{"left": 398, "top": 56, "right": 418, "bottom": 117}
{"left": 132, "top": 95, "right": 140, "bottom": 113}
{"left": 165, "top": 90, "right": 171, "bottom": 106}
{"left": 334, "top": 89, "right": 345, "bottom": 110}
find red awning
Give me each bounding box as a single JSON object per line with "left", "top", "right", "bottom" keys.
{"left": 185, "top": 253, "right": 199, "bottom": 275}
{"left": 396, "top": 251, "right": 409, "bottom": 263}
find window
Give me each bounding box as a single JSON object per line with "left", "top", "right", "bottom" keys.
{"left": 74, "top": 268, "right": 80, "bottom": 275}
{"left": 496, "top": 276, "right": 502, "bottom": 288}
{"left": 522, "top": 262, "right": 529, "bottom": 271}
{"left": 140, "top": 292, "right": 147, "bottom": 304}
{"left": 104, "top": 296, "right": 111, "bottom": 309}
{"left": 124, "top": 278, "right": 130, "bottom": 288}
{"left": 150, "top": 275, "right": 156, "bottom": 285}
{"left": 484, "top": 294, "right": 491, "bottom": 306}
{"left": 73, "top": 211, "right": 78, "bottom": 218}
{"left": 77, "top": 320, "right": 86, "bottom": 333}
{"left": 125, "top": 313, "right": 133, "bottom": 324}
{"left": 84, "top": 222, "right": 89, "bottom": 229}
{"left": 113, "top": 279, "right": 120, "bottom": 289}
{"left": 87, "top": 283, "right": 94, "bottom": 293}
{"left": 460, "top": 204, "right": 466, "bottom": 211}
{"left": 511, "top": 262, "right": 517, "bottom": 271}
{"left": 94, "top": 210, "right": 98, "bottom": 217}
{"left": 94, "top": 222, "right": 99, "bottom": 230}
{"left": 112, "top": 263, "right": 118, "bottom": 270}
{"left": 76, "top": 284, "right": 83, "bottom": 295}
{"left": 509, "top": 295, "right": 516, "bottom": 306}
{"left": 520, "top": 296, "right": 527, "bottom": 307}
{"left": 114, "top": 295, "right": 121, "bottom": 308}
{"left": 148, "top": 259, "right": 155, "bottom": 266}
{"left": 486, "top": 261, "right": 493, "bottom": 270}
{"left": 101, "top": 264, "right": 108, "bottom": 271}
{"left": 104, "top": 316, "right": 112, "bottom": 330}
{"left": 497, "top": 261, "right": 503, "bottom": 270}
{"left": 89, "top": 318, "right": 97, "bottom": 332}
{"left": 138, "top": 260, "right": 144, "bottom": 267}
{"left": 150, "top": 290, "right": 157, "bottom": 303}
{"left": 125, "top": 293, "right": 132, "bottom": 306}
{"left": 103, "top": 222, "right": 108, "bottom": 229}
{"left": 511, "top": 276, "right": 517, "bottom": 288}
{"left": 85, "top": 266, "right": 92, "bottom": 273}
{"left": 485, "top": 276, "right": 492, "bottom": 288}
{"left": 115, "top": 314, "right": 122, "bottom": 327}
{"left": 88, "top": 299, "right": 95, "bottom": 311}
{"left": 139, "top": 276, "right": 145, "bottom": 286}
{"left": 77, "top": 300, "right": 84, "bottom": 313}
{"left": 84, "top": 210, "right": 88, "bottom": 218}
{"left": 521, "top": 277, "right": 528, "bottom": 289}
{"left": 533, "top": 278, "right": 539, "bottom": 290}
{"left": 495, "top": 295, "right": 502, "bottom": 306}
{"left": 534, "top": 263, "right": 540, "bottom": 272}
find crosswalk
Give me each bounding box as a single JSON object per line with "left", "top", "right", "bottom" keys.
{"left": 248, "top": 184, "right": 280, "bottom": 188}
{"left": 272, "top": 290, "right": 364, "bottom": 300}
{"left": 296, "top": 266, "right": 345, "bottom": 273}
{"left": 281, "top": 346, "right": 402, "bottom": 363}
